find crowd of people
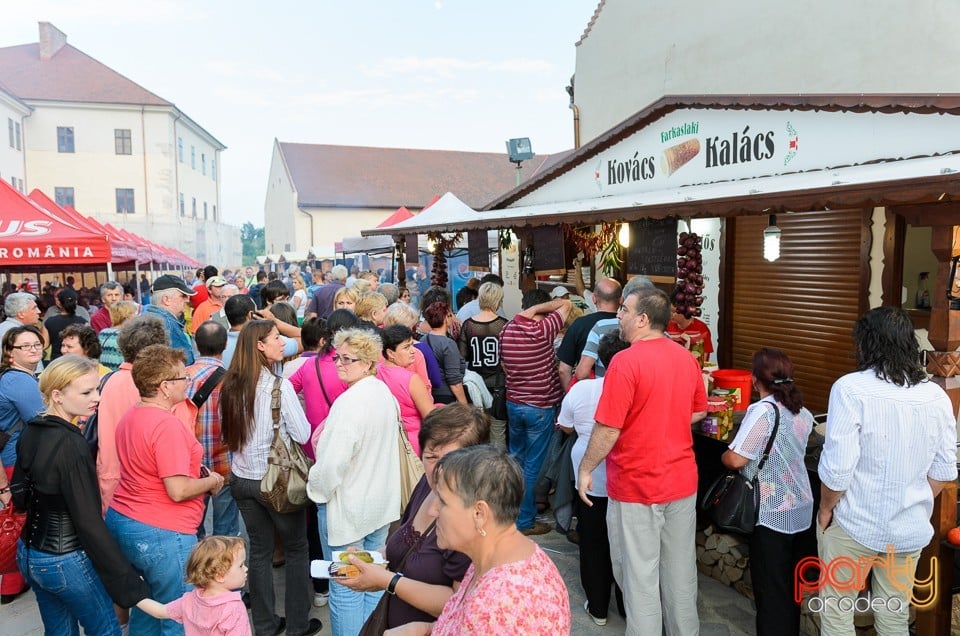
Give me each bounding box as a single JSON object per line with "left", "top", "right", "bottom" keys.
{"left": 0, "top": 260, "right": 956, "bottom": 636}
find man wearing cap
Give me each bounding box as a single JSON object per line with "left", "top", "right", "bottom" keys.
{"left": 145, "top": 274, "right": 197, "bottom": 364}
{"left": 190, "top": 276, "right": 228, "bottom": 333}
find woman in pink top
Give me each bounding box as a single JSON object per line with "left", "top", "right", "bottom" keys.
{"left": 377, "top": 325, "right": 435, "bottom": 455}
{"left": 384, "top": 302, "right": 432, "bottom": 393}
{"left": 105, "top": 345, "right": 225, "bottom": 636}
{"left": 288, "top": 311, "right": 357, "bottom": 457}
{"left": 389, "top": 446, "right": 571, "bottom": 635}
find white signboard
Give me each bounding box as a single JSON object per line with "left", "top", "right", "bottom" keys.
{"left": 690, "top": 217, "right": 722, "bottom": 357}
{"left": 517, "top": 107, "right": 960, "bottom": 206}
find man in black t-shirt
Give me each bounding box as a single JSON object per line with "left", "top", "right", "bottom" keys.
{"left": 556, "top": 277, "right": 622, "bottom": 391}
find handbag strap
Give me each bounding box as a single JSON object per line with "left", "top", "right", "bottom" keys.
{"left": 755, "top": 401, "right": 782, "bottom": 474}
{"left": 191, "top": 366, "right": 226, "bottom": 409}
{"left": 314, "top": 355, "right": 332, "bottom": 407}
{"left": 270, "top": 376, "right": 282, "bottom": 431}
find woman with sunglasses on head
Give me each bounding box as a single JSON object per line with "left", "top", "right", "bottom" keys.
{"left": 221, "top": 320, "right": 320, "bottom": 636}
{"left": 0, "top": 325, "right": 46, "bottom": 604}
{"left": 13, "top": 354, "right": 150, "bottom": 634}
{"left": 104, "top": 344, "right": 225, "bottom": 636}
{"left": 308, "top": 327, "right": 401, "bottom": 636}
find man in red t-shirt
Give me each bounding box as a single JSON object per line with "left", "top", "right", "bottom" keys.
{"left": 577, "top": 287, "right": 707, "bottom": 635}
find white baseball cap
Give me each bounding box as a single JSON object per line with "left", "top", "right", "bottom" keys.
{"left": 550, "top": 286, "right": 570, "bottom": 299}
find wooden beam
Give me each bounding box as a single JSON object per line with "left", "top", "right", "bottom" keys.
{"left": 892, "top": 202, "right": 960, "bottom": 227}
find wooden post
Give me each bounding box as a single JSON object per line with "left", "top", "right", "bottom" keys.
{"left": 914, "top": 218, "right": 960, "bottom": 636}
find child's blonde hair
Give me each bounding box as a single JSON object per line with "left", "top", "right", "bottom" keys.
{"left": 185, "top": 536, "right": 246, "bottom": 588}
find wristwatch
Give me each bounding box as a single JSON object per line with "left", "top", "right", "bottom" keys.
{"left": 387, "top": 572, "right": 403, "bottom": 595}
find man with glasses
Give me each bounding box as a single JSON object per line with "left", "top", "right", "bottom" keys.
{"left": 144, "top": 275, "right": 198, "bottom": 365}
{"left": 577, "top": 287, "right": 707, "bottom": 636}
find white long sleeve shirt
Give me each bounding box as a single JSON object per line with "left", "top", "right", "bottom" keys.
{"left": 307, "top": 375, "right": 401, "bottom": 546}
{"left": 819, "top": 370, "right": 958, "bottom": 552}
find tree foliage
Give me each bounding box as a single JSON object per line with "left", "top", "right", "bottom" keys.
{"left": 241, "top": 222, "right": 265, "bottom": 265}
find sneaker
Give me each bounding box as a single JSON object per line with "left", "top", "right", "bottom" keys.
{"left": 313, "top": 591, "right": 329, "bottom": 607}
{"left": 300, "top": 618, "right": 323, "bottom": 635}
{"left": 584, "top": 600, "right": 607, "bottom": 626}
{"left": 519, "top": 521, "right": 552, "bottom": 536}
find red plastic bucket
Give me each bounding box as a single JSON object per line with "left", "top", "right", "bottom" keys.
{"left": 711, "top": 369, "right": 752, "bottom": 411}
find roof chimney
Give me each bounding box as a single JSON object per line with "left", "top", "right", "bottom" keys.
{"left": 39, "top": 22, "right": 67, "bottom": 61}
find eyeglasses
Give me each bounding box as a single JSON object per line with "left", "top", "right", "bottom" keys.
{"left": 163, "top": 374, "right": 192, "bottom": 383}
{"left": 12, "top": 342, "right": 44, "bottom": 351}
{"left": 332, "top": 354, "right": 363, "bottom": 365}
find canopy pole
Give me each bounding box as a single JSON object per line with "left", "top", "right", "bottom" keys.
{"left": 134, "top": 261, "right": 141, "bottom": 304}
{"left": 106, "top": 262, "right": 114, "bottom": 281}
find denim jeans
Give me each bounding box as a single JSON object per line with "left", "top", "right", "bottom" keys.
{"left": 230, "top": 473, "right": 311, "bottom": 636}
{"left": 16, "top": 543, "right": 121, "bottom": 636}
{"left": 197, "top": 483, "right": 241, "bottom": 538}
{"left": 507, "top": 401, "right": 558, "bottom": 529}
{"left": 327, "top": 523, "right": 390, "bottom": 636}
{"left": 105, "top": 509, "right": 195, "bottom": 636}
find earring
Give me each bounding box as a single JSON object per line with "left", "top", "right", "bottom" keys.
{"left": 476, "top": 526, "right": 487, "bottom": 537}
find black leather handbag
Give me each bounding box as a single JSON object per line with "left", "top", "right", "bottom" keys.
{"left": 700, "top": 403, "right": 780, "bottom": 535}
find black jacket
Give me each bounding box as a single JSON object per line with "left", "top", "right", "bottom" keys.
{"left": 13, "top": 414, "right": 149, "bottom": 608}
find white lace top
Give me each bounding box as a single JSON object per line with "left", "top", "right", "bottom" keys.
{"left": 728, "top": 396, "right": 814, "bottom": 534}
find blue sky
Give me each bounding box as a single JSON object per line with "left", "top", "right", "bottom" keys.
{"left": 5, "top": 1, "right": 597, "bottom": 226}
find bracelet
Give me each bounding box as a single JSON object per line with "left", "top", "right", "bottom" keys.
{"left": 387, "top": 572, "right": 403, "bottom": 595}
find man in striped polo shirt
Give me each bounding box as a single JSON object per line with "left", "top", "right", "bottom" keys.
{"left": 499, "top": 289, "right": 572, "bottom": 535}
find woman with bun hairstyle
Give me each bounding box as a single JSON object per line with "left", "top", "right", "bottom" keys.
{"left": 43, "top": 288, "right": 86, "bottom": 361}
{"left": 722, "top": 348, "right": 814, "bottom": 636}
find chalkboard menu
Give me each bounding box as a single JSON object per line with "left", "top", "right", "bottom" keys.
{"left": 627, "top": 218, "right": 678, "bottom": 278}
{"left": 532, "top": 225, "right": 566, "bottom": 275}
{"left": 467, "top": 230, "right": 488, "bottom": 270}
{"left": 404, "top": 234, "right": 419, "bottom": 264}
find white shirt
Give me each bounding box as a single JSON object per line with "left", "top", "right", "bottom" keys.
{"left": 230, "top": 370, "right": 311, "bottom": 480}
{"left": 819, "top": 370, "right": 958, "bottom": 552}
{"left": 307, "top": 375, "right": 401, "bottom": 545}
{"left": 559, "top": 377, "right": 607, "bottom": 497}
{"left": 728, "top": 396, "right": 814, "bottom": 534}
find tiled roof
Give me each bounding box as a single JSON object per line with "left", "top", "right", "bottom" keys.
{"left": 278, "top": 142, "right": 572, "bottom": 210}
{"left": 0, "top": 43, "right": 171, "bottom": 106}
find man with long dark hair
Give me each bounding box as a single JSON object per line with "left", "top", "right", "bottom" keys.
{"left": 817, "top": 306, "right": 957, "bottom": 635}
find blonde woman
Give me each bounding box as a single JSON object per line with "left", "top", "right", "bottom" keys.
{"left": 14, "top": 355, "right": 150, "bottom": 634}
{"left": 333, "top": 287, "right": 359, "bottom": 313}
{"left": 355, "top": 291, "right": 388, "bottom": 328}
{"left": 308, "top": 328, "right": 400, "bottom": 636}
{"left": 291, "top": 277, "right": 308, "bottom": 322}
{"left": 98, "top": 300, "right": 140, "bottom": 371}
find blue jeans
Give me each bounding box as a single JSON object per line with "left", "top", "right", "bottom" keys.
{"left": 105, "top": 509, "right": 195, "bottom": 636}
{"left": 17, "top": 543, "right": 121, "bottom": 636}
{"left": 327, "top": 523, "right": 390, "bottom": 636}
{"left": 507, "top": 401, "right": 558, "bottom": 530}
{"left": 197, "top": 483, "right": 241, "bottom": 538}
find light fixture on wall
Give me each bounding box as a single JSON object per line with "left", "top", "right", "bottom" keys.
{"left": 763, "top": 214, "right": 781, "bottom": 262}
{"left": 618, "top": 222, "right": 630, "bottom": 248}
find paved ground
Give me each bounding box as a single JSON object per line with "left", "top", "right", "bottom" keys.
{"left": 3, "top": 531, "right": 756, "bottom": 634}
{"left": 2, "top": 516, "right": 757, "bottom": 634}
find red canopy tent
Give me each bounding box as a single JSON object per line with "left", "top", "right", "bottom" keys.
{"left": 376, "top": 206, "right": 415, "bottom": 229}
{"left": 28, "top": 190, "right": 141, "bottom": 265}
{"left": 0, "top": 179, "right": 111, "bottom": 268}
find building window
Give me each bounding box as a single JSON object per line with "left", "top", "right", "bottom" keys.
{"left": 15, "top": 122, "right": 20, "bottom": 150}
{"left": 177, "top": 137, "right": 183, "bottom": 162}
{"left": 115, "top": 188, "right": 134, "bottom": 214}
{"left": 17, "top": 178, "right": 23, "bottom": 193}
{"left": 191, "top": 197, "right": 196, "bottom": 218}
{"left": 179, "top": 192, "right": 185, "bottom": 216}
{"left": 191, "top": 146, "right": 196, "bottom": 169}
{"left": 9, "top": 176, "right": 14, "bottom": 188}
{"left": 211, "top": 158, "right": 216, "bottom": 181}
{"left": 57, "top": 126, "right": 75, "bottom": 153}
{"left": 203, "top": 201, "right": 208, "bottom": 219}
{"left": 55, "top": 187, "right": 75, "bottom": 207}
{"left": 114, "top": 129, "right": 132, "bottom": 155}
{"left": 7, "top": 118, "right": 12, "bottom": 148}
{"left": 201, "top": 153, "right": 206, "bottom": 176}
{"left": 212, "top": 204, "right": 217, "bottom": 221}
